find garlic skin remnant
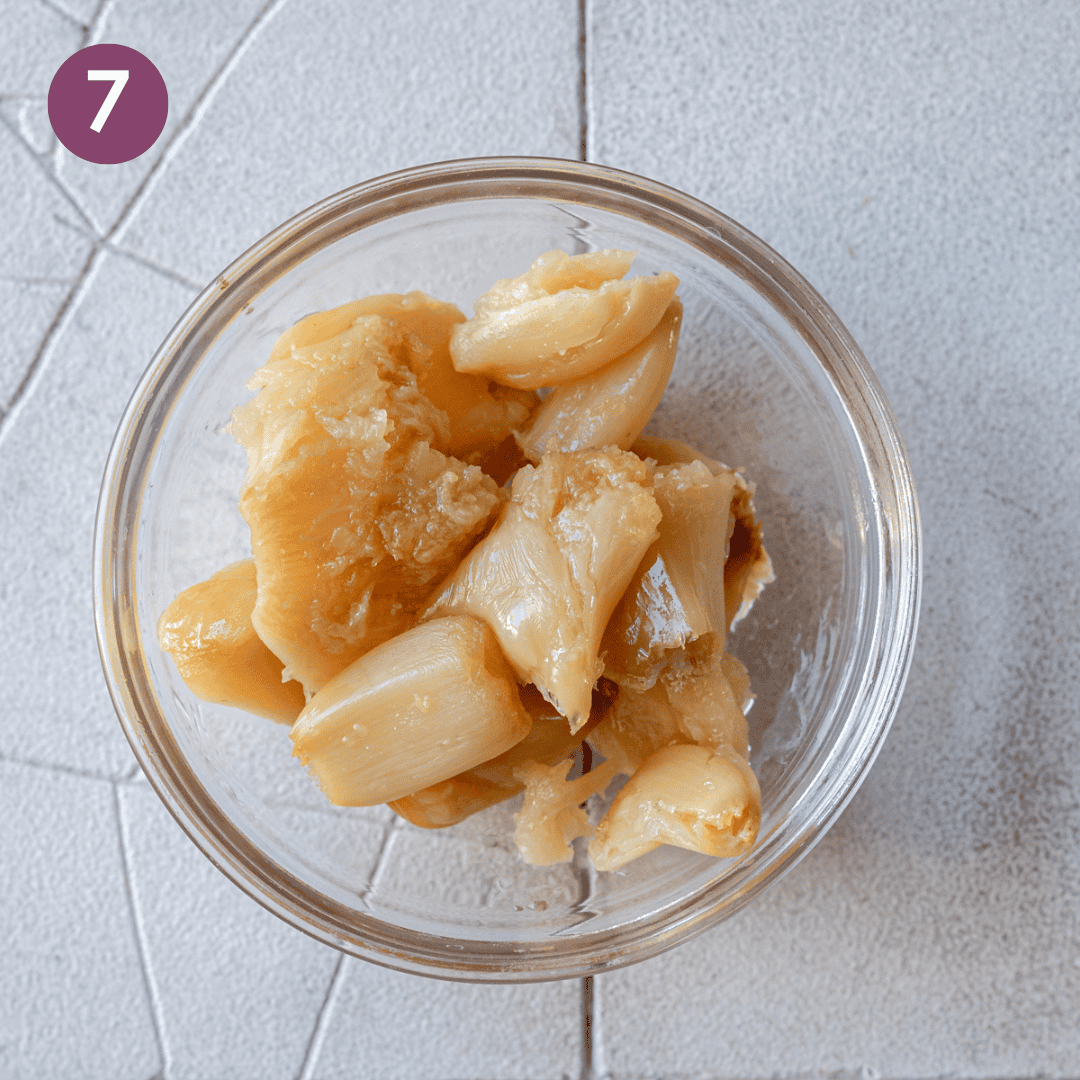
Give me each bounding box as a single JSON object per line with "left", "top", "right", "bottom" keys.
{"left": 291, "top": 615, "right": 531, "bottom": 806}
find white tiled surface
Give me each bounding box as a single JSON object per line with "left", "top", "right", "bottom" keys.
{"left": 2, "top": 1, "right": 1078, "bottom": 1077}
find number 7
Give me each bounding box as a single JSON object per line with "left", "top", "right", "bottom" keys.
{"left": 87, "top": 69, "right": 130, "bottom": 133}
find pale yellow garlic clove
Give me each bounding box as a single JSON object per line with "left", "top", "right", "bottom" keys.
{"left": 588, "top": 743, "right": 760, "bottom": 871}
{"left": 157, "top": 559, "right": 305, "bottom": 725}
{"left": 389, "top": 680, "right": 617, "bottom": 829}
{"left": 601, "top": 458, "right": 737, "bottom": 691}
{"left": 450, "top": 249, "right": 679, "bottom": 390}
{"left": 512, "top": 757, "right": 619, "bottom": 866}
{"left": 476, "top": 250, "right": 636, "bottom": 312}
{"left": 516, "top": 299, "right": 682, "bottom": 462}
{"left": 290, "top": 615, "right": 531, "bottom": 806}
{"left": 424, "top": 448, "right": 661, "bottom": 731}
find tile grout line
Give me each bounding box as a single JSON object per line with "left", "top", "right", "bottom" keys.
{"left": 86, "top": 0, "right": 116, "bottom": 44}
{"left": 295, "top": 953, "right": 349, "bottom": 1080}
{"left": 53, "top": 212, "right": 203, "bottom": 291}
{"left": 0, "top": 241, "right": 103, "bottom": 437}
{"left": 356, "top": 816, "right": 403, "bottom": 904}
{"left": 580, "top": 975, "right": 594, "bottom": 1080}
{"left": 34, "top": 0, "right": 84, "bottom": 30}
{"left": 105, "top": 0, "right": 291, "bottom": 253}
{"left": 0, "top": 109, "right": 99, "bottom": 233}
{"left": 105, "top": 243, "right": 203, "bottom": 292}
{"left": 0, "top": 275, "right": 77, "bottom": 285}
{"left": 113, "top": 782, "right": 172, "bottom": 1079}
{"left": 0, "top": 750, "right": 121, "bottom": 785}
{"left": 45, "top": 0, "right": 116, "bottom": 173}
{"left": 0, "top": 0, "right": 288, "bottom": 442}
{"left": 568, "top": 0, "right": 602, "bottom": 1019}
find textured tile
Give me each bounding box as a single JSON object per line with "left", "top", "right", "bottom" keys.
{"left": 5, "top": 1, "right": 1080, "bottom": 1077}
{"left": 590, "top": 1, "right": 1080, "bottom": 1076}
{"left": 44, "top": 0, "right": 102, "bottom": 26}
{"left": 51, "top": 0, "right": 269, "bottom": 233}
{"left": 118, "top": 783, "right": 342, "bottom": 1080}
{"left": 0, "top": 763, "right": 160, "bottom": 1080}
{"left": 0, "top": 0, "right": 83, "bottom": 97}
{"left": 0, "top": 280, "right": 70, "bottom": 408}
{"left": 309, "top": 958, "right": 583, "bottom": 1080}
{"left": 119, "top": 0, "right": 582, "bottom": 286}
{"left": 597, "top": 791, "right": 1080, "bottom": 1077}
{"left": 0, "top": 94, "right": 57, "bottom": 156}
{"left": 0, "top": 250, "right": 196, "bottom": 778}
{"left": 0, "top": 120, "right": 94, "bottom": 280}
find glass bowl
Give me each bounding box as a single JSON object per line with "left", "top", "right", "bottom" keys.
{"left": 94, "top": 157, "right": 920, "bottom": 982}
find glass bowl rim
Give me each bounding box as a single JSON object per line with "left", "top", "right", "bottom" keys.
{"left": 94, "top": 155, "right": 921, "bottom": 982}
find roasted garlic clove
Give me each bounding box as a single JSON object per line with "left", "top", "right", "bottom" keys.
{"left": 512, "top": 757, "right": 619, "bottom": 866}
{"left": 585, "top": 678, "right": 683, "bottom": 776}
{"left": 655, "top": 635, "right": 750, "bottom": 755}
{"left": 516, "top": 299, "right": 682, "bottom": 461}
{"left": 450, "top": 249, "right": 679, "bottom": 390}
{"left": 633, "top": 436, "right": 774, "bottom": 629}
{"left": 157, "top": 559, "right": 306, "bottom": 724}
{"left": 231, "top": 314, "right": 501, "bottom": 697}
{"left": 291, "top": 615, "right": 530, "bottom": 806}
{"left": 588, "top": 743, "right": 760, "bottom": 871}
{"left": 390, "top": 681, "right": 617, "bottom": 829}
{"left": 588, "top": 634, "right": 749, "bottom": 774}
{"left": 267, "top": 290, "right": 538, "bottom": 465}
{"left": 601, "top": 458, "right": 737, "bottom": 691}
{"left": 424, "top": 448, "right": 661, "bottom": 730}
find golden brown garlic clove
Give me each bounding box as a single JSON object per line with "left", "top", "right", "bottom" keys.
{"left": 231, "top": 314, "right": 501, "bottom": 697}
{"left": 588, "top": 743, "right": 760, "bottom": 871}
{"left": 588, "top": 634, "right": 749, "bottom": 775}
{"left": 268, "top": 290, "right": 538, "bottom": 463}
{"left": 157, "top": 559, "right": 306, "bottom": 724}
{"left": 424, "top": 448, "right": 661, "bottom": 731}
{"left": 516, "top": 299, "right": 682, "bottom": 461}
{"left": 450, "top": 249, "right": 678, "bottom": 390}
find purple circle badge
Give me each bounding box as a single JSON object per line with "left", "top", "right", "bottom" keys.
{"left": 48, "top": 44, "right": 168, "bottom": 165}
